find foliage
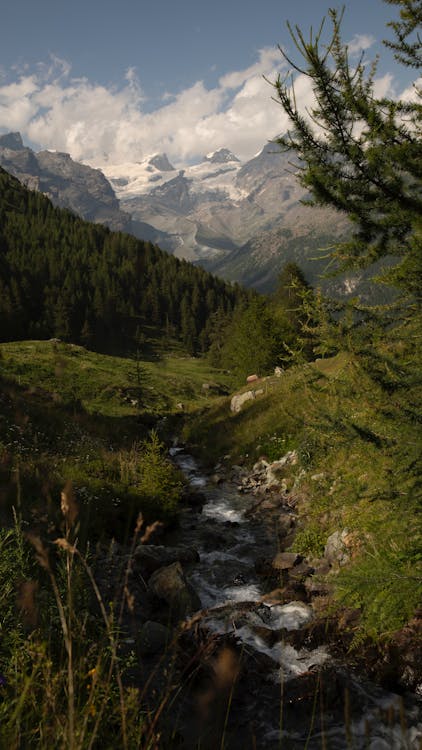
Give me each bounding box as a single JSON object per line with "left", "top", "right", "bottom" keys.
{"left": 0, "top": 167, "right": 247, "bottom": 354}
{"left": 261, "top": 3, "right": 422, "bottom": 637}
{"left": 0, "top": 341, "right": 232, "bottom": 545}
{"left": 0, "top": 516, "right": 153, "bottom": 749}
{"left": 208, "top": 267, "right": 314, "bottom": 379}
{"left": 185, "top": 340, "right": 421, "bottom": 635}
{"left": 130, "top": 431, "right": 184, "bottom": 516}
{"left": 336, "top": 532, "right": 422, "bottom": 637}
{"left": 272, "top": 2, "right": 422, "bottom": 300}
{"left": 216, "top": 295, "right": 283, "bottom": 378}
{"left": 0, "top": 339, "right": 234, "bottom": 418}
{"left": 0, "top": 517, "right": 34, "bottom": 656}
{"left": 257, "top": 433, "right": 295, "bottom": 462}
{"left": 270, "top": 262, "right": 315, "bottom": 362}
{"left": 290, "top": 526, "right": 325, "bottom": 558}
{"left": 384, "top": 0, "right": 422, "bottom": 67}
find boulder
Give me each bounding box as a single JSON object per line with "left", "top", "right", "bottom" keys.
{"left": 148, "top": 562, "right": 202, "bottom": 619}
{"left": 304, "top": 560, "right": 333, "bottom": 596}
{"left": 246, "top": 374, "right": 259, "bottom": 383}
{"left": 260, "top": 587, "right": 286, "bottom": 606}
{"left": 210, "top": 473, "right": 224, "bottom": 484}
{"left": 254, "top": 557, "right": 275, "bottom": 576}
{"left": 277, "top": 514, "right": 295, "bottom": 538}
{"left": 134, "top": 544, "right": 199, "bottom": 576}
{"left": 324, "top": 529, "right": 351, "bottom": 566}
{"left": 265, "top": 451, "right": 298, "bottom": 485}
{"left": 271, "top": 552, "right": 302, "bottom": 571}
{"left": 181, "top": 487, "right": 206, "bottom": 508}
{"left": 287, "top": 560, "right": 315, "bottom": 582}
{"left": 252, "top": 459, "right": 269, "bottom": 473}
{"left": 259, "top": 497, "right": 284, "bottom": 511}
{"left": 230, "top": 390, "right": 255, "bottom": 413}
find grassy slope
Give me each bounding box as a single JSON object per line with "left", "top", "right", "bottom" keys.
{"left": 184, "top": 351, "right": 421, "bottom": 638}
{"left": 0, "top": 339, "right": 234, "bottom": 417}
{"left": 1, "top": 339, "right": 237, "bottom": 747}
{"left": 1, "top": 339, "right": 420, "bottom": 635}
{"left": 183, "top": 352, "right": 352, "bottom": 463}
{"left": 0, "top": 338, "right": 420, "bottom": 748}
{"left": 0, "top": 340, "right": 233, "bottom": 539}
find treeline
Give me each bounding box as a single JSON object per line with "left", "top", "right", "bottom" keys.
{"left": 207, "top": 262, "right": 314, "bottom": 377}
{"left": 0, "top": 167, "right": 248, "bottom": 354}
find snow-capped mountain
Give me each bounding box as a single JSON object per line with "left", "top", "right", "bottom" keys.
{"left": 0, "top": 133, "right": 351, "bottom": 293}
{"left": 102, "top": 144, "right": 349, "bottom": 285}
{"left": 203, "top": 148, "right": 240, "bottom": 164}
{"left": 102, "top": 147, "right": 244, "bottom": 203}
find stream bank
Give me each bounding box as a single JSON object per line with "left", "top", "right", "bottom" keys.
{"left": 104, "top": 446, "right": 421, "bottom": 749}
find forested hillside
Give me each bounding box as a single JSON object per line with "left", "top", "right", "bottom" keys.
{"left": 0, "top": 167, "right": 247, "bottom": 354}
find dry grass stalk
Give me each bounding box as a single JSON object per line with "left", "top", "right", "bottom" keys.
{"left": 60, "top": 480, "right": 78, "bottom": 527}
{"left": 27, "top": 533, "right": 50, "bottom": 571}
{"left": 28, "top": 532, "right": 75, "bottom": 749}
{"left": 16, "top": 579, "right": 39, "bottom": 628}
{"left": 140, "top": 521, "right": 163, "bottom": 544}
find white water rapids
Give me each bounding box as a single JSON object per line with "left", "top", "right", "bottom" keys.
{"left": 170, "top": 447, "right": 422, "bottom": 749}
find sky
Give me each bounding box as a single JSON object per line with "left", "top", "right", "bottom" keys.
{"left": 0, "top": 0, "right": 419, "bottom": 167}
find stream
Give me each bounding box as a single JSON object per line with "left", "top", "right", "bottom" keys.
{"left": 168, "top": 447, "right": 422, "bottom": 750}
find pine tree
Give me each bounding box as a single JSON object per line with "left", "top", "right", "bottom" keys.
{"left": 270, "top": 2, "right": 422, "bottom": 635}
{"left": 384, "top": 0, "right": 422, "bottom": 67}
{"left": 272, "top": 262, "right": 314, "bottom": 361}
{"left": 273, "top": 1, "right": 422, "bottom": 302}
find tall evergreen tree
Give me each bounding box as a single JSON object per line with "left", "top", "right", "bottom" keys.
{"left": 273, "top": 1, "right": 422, "bottom": 302}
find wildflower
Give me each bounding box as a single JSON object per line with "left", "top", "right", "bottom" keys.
{"left": 0, "top": 674, "right": 6, "bottom": 688}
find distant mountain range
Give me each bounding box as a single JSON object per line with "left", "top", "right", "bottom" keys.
{"left": 0, "top": 132, "right": 134, "bottom": 233}
{"left": 0, "top": 132, "right": 360, "bottom": 294}
{"left": 101, "top": 143, "right": 353, "bottom": 292}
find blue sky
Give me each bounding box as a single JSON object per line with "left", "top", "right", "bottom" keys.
{"left": 1, "top": 0, "right": 418, "bottom": 165}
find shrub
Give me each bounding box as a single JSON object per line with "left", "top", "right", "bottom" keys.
{"left": 290, "top": 526, "right": 326, "bottom": 558}
{"left": 136, "top": 430, "right": 184, "bottom": 516}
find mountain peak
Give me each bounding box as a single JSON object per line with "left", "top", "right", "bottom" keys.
{"left": 148, "top": 153, "right": 175, "bottom": 171}
{"left": 0, "top": 132, "right": 25, "bottom": 151}
{"left": 203, "top": 148, "right": 240, "bottom": 164}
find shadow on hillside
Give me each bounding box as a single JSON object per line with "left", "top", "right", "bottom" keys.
{"left": 0, "top": 375, "right": 186, "bottom": 546}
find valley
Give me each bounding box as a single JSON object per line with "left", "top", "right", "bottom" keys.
{"left": 0, "top": 3, "right": 420, "bottom": 741}
{"left": 1, "top": 133, "right": 353, "bottom": 295}
{"left": 1, "top": 336, "right": 420, "bottom": 748}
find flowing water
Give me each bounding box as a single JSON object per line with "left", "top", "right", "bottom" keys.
{"left": 169, "top": 448, "right": 422, "bottom": 749}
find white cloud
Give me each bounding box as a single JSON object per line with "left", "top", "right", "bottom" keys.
{"left": 0, "top": 50, "right": 288, "bottom": 166}
{"left": 373, "top": 73, "right": 394, "bottom": 98}
{"left": 347, "top": 33, "right": 376, "bottom": 56}
{"left": 0, "top": 48, "right": 411, "bottom": 168}
{"left": 219, "top": 48, "right": 281, "bottom": 90}
{"left": 0, "top": 76, "right": 40, "bottom": 130}
{"left": 400, "top": 77, "right": 422, "bottom": 103}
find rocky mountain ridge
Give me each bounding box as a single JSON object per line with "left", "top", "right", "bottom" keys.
{"left": 0, "top": 133, "right": 356, "bottom": 294}
{"left": 102, "top": 144, "right": 351, "bottom": 291}
{"left": 0, "top": 132, "right": 132, "bottom": 233}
